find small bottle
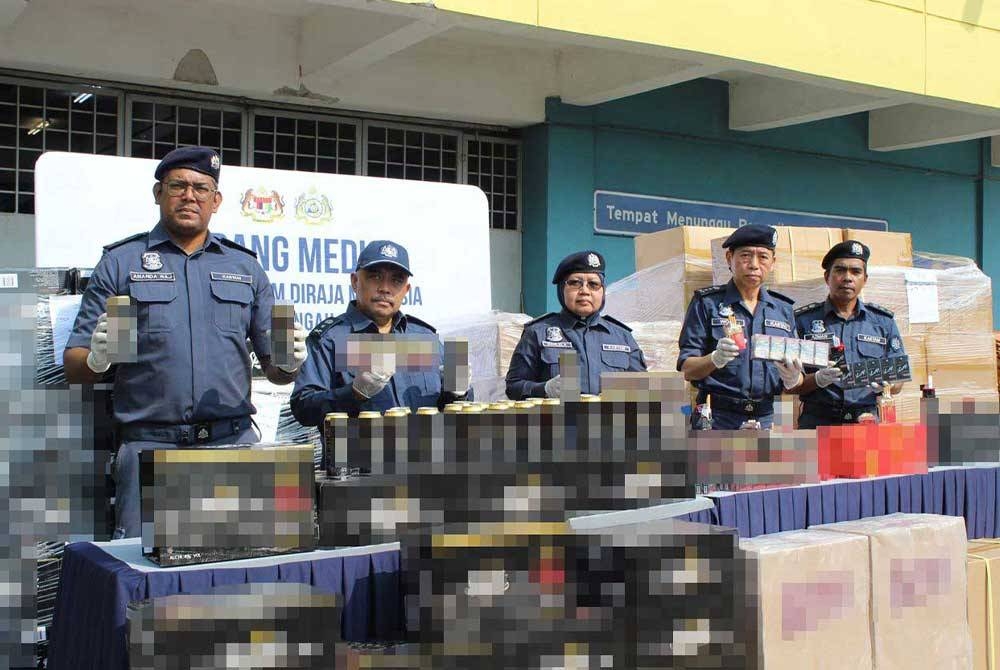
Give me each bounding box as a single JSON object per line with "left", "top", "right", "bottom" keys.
{"left": 878, "top": 382, "right": 897, "bottom": 424}
{"left": 698, "top": 395, "right": 713, "bottom": 431}
{"left": 920, "top": 374, "right": 937, "bottom": 399}
{"left": 724, "top": 315, "right": 747, "bottom": 351}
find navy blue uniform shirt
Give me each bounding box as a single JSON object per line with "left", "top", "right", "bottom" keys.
{"left": 794, "top": 298, "right": 905, "bottom": 411}
{"left": 290, "top": 301, "right": 462, "bottom": 423}
{"left": 66, "top": 223, "right": 273, "bottom": 425}
{"left": 505, "top": 310, "right": 646, "bottom": 400}
{"left": 676, "top": 280, "right": 797, "bottom": 401}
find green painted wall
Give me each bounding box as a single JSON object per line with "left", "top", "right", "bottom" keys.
{"left": 521, "top": 79, "right": 996, "bottom": 323}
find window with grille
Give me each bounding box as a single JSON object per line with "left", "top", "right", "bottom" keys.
{"left": 0, "top": 81, "right": 118, "bottom": 214}
{"left": 252, "top": 113, "right": 358, "bottom": 174}
{"left": 129, "top": 99, "right": 242, "bottom": 166}
{"left": 365, "top": 124, "right": 458, "bottom": 183}
{"left": 466, "top": 138, "right": 519, "bottom": 230}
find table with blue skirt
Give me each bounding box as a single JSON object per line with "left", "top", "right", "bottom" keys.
{"left": 48, "top": 465, "right": 1000, "bottom": 670}
{"left": 47, "top": 538, "right": 402, "bottom": 670}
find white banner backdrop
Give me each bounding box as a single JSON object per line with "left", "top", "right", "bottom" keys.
{"left": 34, "top": 152, "right": 492, "bottom": 328}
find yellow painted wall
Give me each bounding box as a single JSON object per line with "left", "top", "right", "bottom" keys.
{"left": 401, "top": 0, "right": 1000, "bottom": 109}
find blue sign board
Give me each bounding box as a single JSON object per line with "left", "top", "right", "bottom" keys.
{"left": 594, "top": 191, "right": 888, "bottom": 236}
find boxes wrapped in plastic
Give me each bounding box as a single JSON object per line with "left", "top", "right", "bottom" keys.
{"left": 439, "top": 311, "right": 532, "bottom": 402}
{"left": 740, "top": 529, "right": 872, "bottom": 670}
{"left": 605, "top": 256, "right": 710, "bottom": 323}
{"left": 635, "top": 224, "right": 731, "bottom": 275}
{"left": 627, "top": 320, "right": 683, "bottom": 372}
{"left": 843, "top": 228, "right": 913, "bottom": 267}
{"left": 811, "top": 513, "right": 973, "bottom": 670}
{"left": 926, "top": 331, "right": 999, "bottom": 403}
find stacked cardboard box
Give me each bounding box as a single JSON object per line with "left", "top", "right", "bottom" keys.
{"left": 740, "top": 530, "right": 872, "bottom": 670}
{"left": 439, "top": 311, "right": 532, "bottom": 402}
{"left": 812, "top": 514, "right": 973, "bottom": 670}
{"left": 627, "top": 320, "right": 682, "bottom": 372}
{"left": 967, "top": 540, "right": 1000, "bottom": 670}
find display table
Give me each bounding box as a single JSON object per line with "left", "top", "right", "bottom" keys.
{"left": 682, "top": 465, "right": 1000, "bottom": 539}
{"left": 47, "top": 538, "right": 403, "bottom": 670}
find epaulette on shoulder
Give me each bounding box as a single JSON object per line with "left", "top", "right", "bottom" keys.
{"left": 794, "top": 301, "right": 822, "bottom": 316}
{"left": 404, "top": 314, "right": 437, "bottom": 333}
{"left": 219, "top": 236, "right": 257, "bottom": 258}
{"left": 693, "top": 285, "right": 725, "bottom": 298}
{"left": 525, "top": 312, "right": 558, "bottom": 327}
{"left": 309, "top": 316, "right": 343, "bottom": 341}
{"left": 102, "top": 232, "right": 147, "bottom": 252}
{"left": 866, "top": 302, "right": 894, "bottom": 318}
{"left": 602, "top": 314, "right": 632, "bottom": 332}
{"left": 767, "top": 289, "right": 794, "bottom": 305}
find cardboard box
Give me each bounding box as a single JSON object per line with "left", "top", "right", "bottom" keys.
{"left": 843, "top": 229, "right": 913, "bottom": 267}
{"left": 926, "top": 332, "right": 1000, "bottom": 402}
{"left": 811, "top": 514, "right": 972, "bottom": 670}
{"left": 965, "top": 542, "right": 1000, "bottom": 670}
{"left": 740, "top": 529, "right": 872, "bottom": 670}
{"left": 712, "top": 226, "right": 842, "bottom": 285}
{"left": 634, "top": 224, "right": 732, "bottom": 274}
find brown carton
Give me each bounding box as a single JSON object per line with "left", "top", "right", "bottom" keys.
{"left": 966, "top": 542, "right": 1000, "bottom": 670}
{"left": 634, "top": 225, "right": 732, "bottom": 274}
{"left": 812, "top": 513, "right": 972, "bottom": 670}
{"left": 926, "top": 332, "right": 1000, "bottom": 403}
{"left": 843, "top": 229, "right": 913, "bottom": 267}
{"left": 740, "top": 530, "right": 872, "bottom": 670}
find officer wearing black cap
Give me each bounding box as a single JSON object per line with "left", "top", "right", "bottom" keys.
{"left": 64, "top": 146, "right": 307, "bottom": 538}
{"left": 793, "top": 240, "right": 906, "bottom": 428}
{"left": 506, "top": 250, "right": 646, "bottom": 399}
{"left": 290, "top": 239, "right": 471, "bottom": 423}
{"left": 677, "top": 224, "right": 801, "bottom": 429}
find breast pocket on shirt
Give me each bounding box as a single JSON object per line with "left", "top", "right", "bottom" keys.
{"left": 128, "top": 281, "right": 177, "bottom": 333}
{"left": 540, "top": 347, "right": 562, "bottom": 377}
{"left": 857, "top": 340, "right": 885, "bottom": 359}
{"left": 601, "top": 349, "right": 630, "bottom": 371}
{"left": 210, "top": 280, "right": 253, "bottom": 333}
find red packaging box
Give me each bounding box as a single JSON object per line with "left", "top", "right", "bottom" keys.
{"left": 817, "top": 424, "right": 927, "bottom": 479}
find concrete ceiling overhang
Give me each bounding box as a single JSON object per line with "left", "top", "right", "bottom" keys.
{"left": 1, "top": 0, "right": 999, "bottom": 154}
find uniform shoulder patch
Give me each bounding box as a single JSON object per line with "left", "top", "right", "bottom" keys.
{"left": 525, "top": 312, "right": 558, "bottom": 327}
{"left": 309, "top": 316, "right": 343, "bottom": 341}
{"left": 794, "top": 301, "right": 822, "bottom": 316}
{"left": 102, "top": 232, "right": 148, "bottom": 252}
{"left": 766, "top": 289, "right": 794, "bottom": 305}
{"left": 693, "top": 285, "right": 725, "bottom": 298}
{"left": 404, "top": 314, "right": 437, "bottom": 333}
{"left": 219, "top": 236, "right": 258, "bottom": 258}
{"left": 601, "top": 314, "right": 633, "bottom": 332}
{"left": 866, "top": 302, "right": 894, "bottom": 318}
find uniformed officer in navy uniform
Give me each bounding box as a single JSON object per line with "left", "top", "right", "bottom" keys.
{"left": 64, "top": 146, "right": 307, "bottom": 538}
{"left": 677, "top": 224, "right": 803, "bottom": 429}
{"left": 290, "top": 239, "right": 471, "bottom": 424}
{"left": 793, "top": 240, "right": 906, "bottom": 428}
{"left": 505, "top": 250, "right": 646, "bottom": 399}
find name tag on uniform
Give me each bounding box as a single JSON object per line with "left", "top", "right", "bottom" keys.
{"left": 764, "top": 319, "right": 792, "bottom": 332}
{"left": 711, "top": 317, "right": 746, "bottom": 327}
{"left": 129, "top": 271, "right": 175, "bottom": 282}
{"left": 804, "top": 333, "right": 833, "bottom": 341}
{"left": 210, "top": 272, "right": 252, "bottom": 284}
{"left": 541, "top": 340, "right": 573, "bottom": 349}
{"left": 857, "top": 333, "right": 887, "bottom": 345}
{"left": 602, "top": 344, "right": 631, "bottom": 353}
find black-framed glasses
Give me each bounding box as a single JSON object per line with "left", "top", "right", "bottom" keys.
{"left": 564, "top": 278, "right": 604, "bottom": 291}
{"left": 161, "top": 179, "right": 217, "bottom": 202}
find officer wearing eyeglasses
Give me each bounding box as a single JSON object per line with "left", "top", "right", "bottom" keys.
{"left": 63, "top": 146, "right": 307, "bottom": 538}
{"left": 506, "top": 250, "right": 646, "bottom": 399}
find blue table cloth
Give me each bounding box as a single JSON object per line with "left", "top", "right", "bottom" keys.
{"left": 682, "top": 466, "right": 1000, "bottom": 539}
{"left": 47, "top": 539, "right": 403, "bottom": 670}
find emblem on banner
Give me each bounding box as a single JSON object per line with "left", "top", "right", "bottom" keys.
{"left": 586, "top": 253, "right": 600, "bottom": 268}
{"left": 811, "top": 320, "right": 826, "bottom": 334}
{"left": 239, "top": 188, "right": 285, "bottom": 223}
{"left": 851, "top": 242, "right": 863, "bottom": 256}
{"left": 294, "top": 188, "right": 333, "bottom": 225}
{"left": 141, "top": 251, "right": 162, "bottom": 271}
{"left": 718, "top": 304, "right": 733, "bottom": 317}
{"left": 545, "top": 327, "right": 564, "bottom": 342}
{"left": 379, "top": 244, "right": 398, "bottom": 259}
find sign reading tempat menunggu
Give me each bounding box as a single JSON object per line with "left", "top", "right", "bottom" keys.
{"left": 594, "top": 191, "right": 888, "bottom": 236}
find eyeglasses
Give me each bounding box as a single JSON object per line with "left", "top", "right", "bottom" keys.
{"left": 564, "top": 278, "right": 604, "bottom": 291}
{"left": 161, "top": 179, "right": 217, "bottom": 202}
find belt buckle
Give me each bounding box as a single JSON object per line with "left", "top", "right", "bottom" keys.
{"left": 743, "top": 401, "right": 755, "bottom": 414}
{"left": 193, "top": 423, "right": 211, "bottom": 443}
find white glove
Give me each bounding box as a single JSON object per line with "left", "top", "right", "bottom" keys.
{"left": 710, "top": 337, "right": 740, "bottom": 369}
{"left": 868, "top": 381, "right": 886, "bottom": 394}
{"left": 544, "top": 375, "right": 562, "bottom": 398}
{"left": 814, "top": 366, "right": 843, "bottom": 389}
{"left": 775, "top": 356, "right": 804, "bottom": 390}
{"left": 277, "top": 323, "right": 308, "bottom": 373}
{"left": 353, "top": 370, "right": 392, "bottom": 399}
{"left": 86, "top": 313, "right": 111, "bottom": 373}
